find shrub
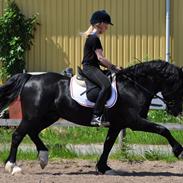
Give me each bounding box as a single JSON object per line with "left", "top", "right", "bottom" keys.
{"left": 0, "top": 0, "right": 38, "bottom": 81}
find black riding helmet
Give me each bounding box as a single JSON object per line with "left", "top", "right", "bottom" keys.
{"left": 90, "top": 10, "right": 113, "bottom": 26}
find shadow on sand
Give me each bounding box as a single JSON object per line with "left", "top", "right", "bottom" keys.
{"left": 35, "top": 169, "right": 183, "bottom": 177}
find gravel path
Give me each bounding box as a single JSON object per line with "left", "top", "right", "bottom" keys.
{"left": 1, "top": 160, "right": 183, "bottom": 183}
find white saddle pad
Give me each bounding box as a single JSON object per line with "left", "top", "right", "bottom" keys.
{"left": 70, "top": 75, "right": 118, "bottom": 108}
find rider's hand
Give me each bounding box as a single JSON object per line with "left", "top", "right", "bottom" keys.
{"left": 110, "top": 65, "right": 122, "bottom": 74}
{"left": 116, "top": 66, "right": 122, "bottom": 71}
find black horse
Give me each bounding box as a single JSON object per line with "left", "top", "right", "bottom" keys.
{"left": 2, "top": 60, "right": 183, "bottom": 175}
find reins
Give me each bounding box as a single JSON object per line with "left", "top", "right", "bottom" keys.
{"left": 121, "top": 58, "right": 178, "bottom": 105}
{"left": 120, "top": 73, "right": 167, "bottom": 104}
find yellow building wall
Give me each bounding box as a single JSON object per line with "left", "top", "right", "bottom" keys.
{"left": 171, "top": 0, "right": 183, "bottom": 66}
{"left": 1, "top": 0, "right": 182, "bottom": 73}
{"left": 0, "top": 0, "right": 3, "bottom": 16}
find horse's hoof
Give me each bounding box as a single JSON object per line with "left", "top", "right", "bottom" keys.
{"left": 96, "top": 164, "right": 112, "bottom": 175}
{"left": 5, "top": 161, "right": 15, "bottom": 173}
{"left": 105, "top": 169, "right": 118, "bottom": 175}
{"left": 11, "top": 166, "right": 22, "bottom": 175}
{"left": 178, "top": 151, "right": 183, "bottom": 159}
{"left": 39, "top": 151, "right": 48, "bottom": 169}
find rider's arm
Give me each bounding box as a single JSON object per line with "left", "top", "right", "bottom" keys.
{"left": 95, "top": 49, "right": 114, "bottom": 69}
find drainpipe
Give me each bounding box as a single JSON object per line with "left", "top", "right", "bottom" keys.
{"left": 166, "top": 0, "right": 171, "bottom": 62}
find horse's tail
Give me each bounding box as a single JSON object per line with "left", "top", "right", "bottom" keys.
{"left": 0, "top": 73, "right": 31, "bottom": 112}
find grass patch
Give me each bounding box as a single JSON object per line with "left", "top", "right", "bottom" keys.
{"left": 39, "top": 127, "right": 108, "bottom": 145}
{"left": 0, "top": 127, "right": 108, "bottom": 144}
{"left": 124, "top": 129, "right": 183, "bottom": 145}
{"left": 148, "top": 110, "right": 183, "bottom": 124}
{"left": 0, "top": 145, "right": 99, "bottom": 163}
{"left": 0, "top": 149, "right": 37, "bottom": 163}
{"left": 1, "top": 126, "right": 183, "bottom": 146}
{"left": 0, "top": 147, "right": 177, "bottom": 164}
{"left": 110, "top": 145, "right": 177, "bottom": 163}
{"left": 48, "top": 144, "right": 78, "bottom": 159}
{"left": 0, "top": 127, "right": 33, "bottom": 144}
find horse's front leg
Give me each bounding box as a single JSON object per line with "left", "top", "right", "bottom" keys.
{"left": 130, "top": 117, "right": 183, "bottom": 158}
{"left": 96, "top": 126, "right": 121, "bottom": 174}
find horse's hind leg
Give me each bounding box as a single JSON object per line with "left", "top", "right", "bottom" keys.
{"left": 5, "top": 119, "right": 30, "bottom": 174}
{"left": 28, "top": 130, "right": 48, "bottom": 169}
{"left": 130, "top": 117, "right": 183, "bottom": 158}
{"left": 28, "top": 116, "right": 60, "bottom": 169}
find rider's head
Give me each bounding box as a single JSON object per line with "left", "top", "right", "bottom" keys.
{"left": 81, "top": 10, "right": 113, "bottom": 37}
{"left": 90, "top": 10, "right": 113, "bottom": 26}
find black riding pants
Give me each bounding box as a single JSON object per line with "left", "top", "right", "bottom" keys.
{"left": 82, "top": 65, "right": 111, "bottom": 116}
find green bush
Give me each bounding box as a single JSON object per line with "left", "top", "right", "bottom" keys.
{"left": 0, "top": 0, "right": 38, "bottom": 81}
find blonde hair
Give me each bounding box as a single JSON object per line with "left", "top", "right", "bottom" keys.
{"left": 80, "top": 25, "right": 94, "bottom": 37}
{"left": 80, "top": 23, "right": 101, "bottom": 37}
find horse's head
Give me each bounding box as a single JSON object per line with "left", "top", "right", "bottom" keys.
{"left": 117, "top": 60, "right": 183, "bottom": 117}
{"left": 162, "top": 91, "right": 183, "bottom": 116}
{"left": 161, "top": 67, "right": 183, "bottom": 116}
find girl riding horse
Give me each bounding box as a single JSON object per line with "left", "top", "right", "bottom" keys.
{"left": 81, "top": 10, "right": 121, "bottom": 126}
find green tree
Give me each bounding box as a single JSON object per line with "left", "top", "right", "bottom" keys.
{"left": 0, "top": 0, "right": 38, "bottom": 81}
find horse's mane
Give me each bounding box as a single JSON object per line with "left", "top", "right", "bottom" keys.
{"left": 117, "top": 60, "right": 181, "bottom": 83}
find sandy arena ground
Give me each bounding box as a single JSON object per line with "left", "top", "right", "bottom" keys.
{"left": 1, "top": 160, "right": 183, "bottom": 183}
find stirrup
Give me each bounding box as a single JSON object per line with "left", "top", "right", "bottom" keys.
{"left": 91, "top": 115, "right": 110, "bottom": 127}
{"left": 91, "top": 115, "right": 102, "bottom": 126}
